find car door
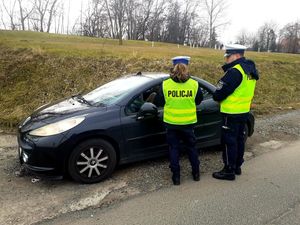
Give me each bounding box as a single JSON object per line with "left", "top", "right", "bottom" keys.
{"left": 120, "top": 84, "right": 168, "bottom": 161}
{"left": 194, "top": 85, "right": 222, "bottom": 147}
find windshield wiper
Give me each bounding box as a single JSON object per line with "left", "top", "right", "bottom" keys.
{"left": 72, "top": 94, "right": 93, "bottom": 106}
{"left": 95, "top": 102, "right": 106, "bottom": 107}
{"left": 31, "top": 112, "right": 65, "bottom": 121}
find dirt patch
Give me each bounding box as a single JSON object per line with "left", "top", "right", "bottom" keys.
{"left": 0, "top": 110, "right": 300, "bottom": 225}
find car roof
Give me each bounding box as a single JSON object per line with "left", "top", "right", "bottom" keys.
{"left": 125, "top": 72, "right": 169, "bottom": 80}
{"left": 122, "top": 72, "right": 216, "bottom": 90}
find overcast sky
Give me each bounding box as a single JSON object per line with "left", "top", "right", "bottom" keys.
{"left": 219, "top": 0, "right": 300, "bottom": 43}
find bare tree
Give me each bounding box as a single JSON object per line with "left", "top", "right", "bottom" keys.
{"left": 0, "top": 4, "right": 7, "bottom": 29}
{"left": 96, "top": 0, "right": 127, "bottom": 44}
{"left": 147, "top": 0, "right": 167, "bottom": 42}
{"left": 198, "top": 24, "right": 210, "bottom": 46}
{"left": 82, "top": 1, "right": 93, "bottom": 36}
{"left": 46, "top": 0, "right": 58, "bottom": 32}
{"left": 179, "top": 0, "right": 198, "bottom": 45}
{"left": 35, "top": 0, "right": 49, "bottom": 32}
{"left": 112, "top": 0, "right": 127, "bottom": 45}
{"left": 203, "top": 0, "right": 228, "bottom": 48}
{"left": 33, "top": 0, "right": 60, "bottom": 32}
{"left": 235, "top": 30, "right": 260, "bottom": 51}
{"left": 256, "top": 22, "right": 278, "bottom": 52}
{"left": 54, "top": 1, "right": 64, "bottom": 33}
{"left": 189, "top": 17, "right": 210, "bottom": 47}
{"left": 17, "top": 0, "right": 34, "bottom": 30}
{"left": 1, "top": 0, "right": 17, "bottom": 30}
{"left": 104, "top": 0, "right": 116, "bottom": 38}
{"left": 165, "top": 0, "right": 181, "bottom": 43}
{"left": 72, "top": 0, "right": 222, "bottom": 46}
{"left": 81, "top": 0, "right": 109, "bottom": 37}
{"left": 125, "top": 0, "right": 137, "bottom": 40}
{"left": 60, "top": 4, "right": 64, "bottom": 33}
{"left": 236, "top": 30, "right": 249, "bottom": 45}
{"left": 279, "top": 21, "right": 300, "bottom": 53}
{"left": 66, "top": 0, "right": 70, "bottom": 34}
{"left": 138, "top": 0, "right": 153, "bottom": 40}
{"left": 80, "top": 0, "right": 83, "bottom": 35}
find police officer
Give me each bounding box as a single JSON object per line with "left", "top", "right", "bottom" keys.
{"left": 160, "top": 56, "right": 203, "bottom": 185}
{"left": 212, "top": 44, "right": 259, "bottom": 181}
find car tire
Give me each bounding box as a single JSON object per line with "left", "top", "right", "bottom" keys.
{"left": 68, "top": 139, "right": 117, "bottom": 184}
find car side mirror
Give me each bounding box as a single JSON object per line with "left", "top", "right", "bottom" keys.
{"left": 136, "top": 102, "right": 158, "bottom": 120}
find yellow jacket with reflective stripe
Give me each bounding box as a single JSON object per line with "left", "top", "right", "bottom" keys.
{"left": 163, "top": 78, "right": 198, "bottom": 125}
{"left": 220, "top": 64, "right": 256, "bottom": 114}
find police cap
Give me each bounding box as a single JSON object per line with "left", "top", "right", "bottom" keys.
{"left": 172, "top": 56, "right": 191, "bottom": 65}
{"left": 224, "top": 44, "right": 247, "bottom": 57}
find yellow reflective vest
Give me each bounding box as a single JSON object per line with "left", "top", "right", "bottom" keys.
{"left": 220, "top": 64, "right": 256, "bottom": 114}
{"left": 163, "top": 78, "right": 198, "bottom": 125}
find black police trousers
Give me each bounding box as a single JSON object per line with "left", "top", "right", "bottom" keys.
{"left": 221, "top": 113, "right": 249, "bottom": 169}
{"left": 166, "top": 127, "right": 200, "bottom": 176}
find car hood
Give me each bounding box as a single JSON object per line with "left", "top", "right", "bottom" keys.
{"left": 19, "top": 97, "right": 101, "bottom": 133}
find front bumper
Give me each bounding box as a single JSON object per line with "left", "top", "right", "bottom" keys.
{"left": 17, "top": 132, "right": 67, "bottom": 176}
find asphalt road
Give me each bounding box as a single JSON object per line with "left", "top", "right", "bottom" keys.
{"left": 39, "top": 140, "right": 300, "bottom": 225}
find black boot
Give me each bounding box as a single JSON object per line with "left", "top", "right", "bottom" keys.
{"left": 212, "top": 166, "right": 235, "bottom": 181}
{"left": 172, "top": 174, "right": 180, "bottom": 185}
{"left": 235, "top": 167, "right": 242, "bottom": 175}
{"left": 192, "top": 171, "right": 200, "bottom": 181}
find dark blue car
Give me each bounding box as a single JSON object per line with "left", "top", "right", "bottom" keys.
{"left": 18, "top": 73, "right": 254, "bottom": 183}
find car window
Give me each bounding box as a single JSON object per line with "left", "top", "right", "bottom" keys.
{"left": 126, "top": 84, "right": 162, "bottom": 114}
{"left": 125, "top": 83, "right": 212, "bottom": 114}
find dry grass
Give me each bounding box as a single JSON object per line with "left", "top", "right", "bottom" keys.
{"left": 0, "top": 30, "right": 300, "bottom": 128}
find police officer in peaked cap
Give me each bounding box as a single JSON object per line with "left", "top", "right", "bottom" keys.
{"left": 212, "top": 44, "right": 259, "bottom": 180}
{"left": 157, "top": 56, "right": 203, "bottom": 185}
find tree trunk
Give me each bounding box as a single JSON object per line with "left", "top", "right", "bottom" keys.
{"left": 18, "top": 0, "right": 25, "bottom": 30}
{"left": 46, "top": 0, "right": 58, "bottom": 33}
{"left": 40, "top": 15, "right": 44, "bottom": 32}
{"left": 104, "top": 0, "right": 115, "bottom": 38}
{"left": 118, "top": 15, "right": 122, "bottom": 45}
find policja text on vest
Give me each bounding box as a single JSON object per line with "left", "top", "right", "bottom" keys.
{"left": 167, "top": 90, "right": 193, "bottom": 98}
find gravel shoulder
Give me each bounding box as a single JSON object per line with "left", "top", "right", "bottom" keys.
{"left": 0, "top": 110, "right": 300, "bottom": 225}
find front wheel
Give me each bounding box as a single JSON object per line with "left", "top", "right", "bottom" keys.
{"left": 68, "top": 139, "right": 117, "bottom": 184}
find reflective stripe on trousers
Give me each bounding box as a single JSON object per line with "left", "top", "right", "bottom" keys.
{"left": 221, "top": 114, "right": 248, "bottom": 169}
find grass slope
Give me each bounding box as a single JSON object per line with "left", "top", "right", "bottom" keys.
{"left": 0, "top": 30, "right": 300, "bottom": 128}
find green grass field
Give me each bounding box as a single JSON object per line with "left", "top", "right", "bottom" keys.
{"left": 0, "top": 30, "right": 300, "bottom": 128}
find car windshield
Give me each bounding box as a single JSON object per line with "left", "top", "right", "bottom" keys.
{"left": 83, "top": 76, "right": 152, "bottom": 106}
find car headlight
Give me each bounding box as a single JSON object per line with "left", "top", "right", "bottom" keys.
{"left": 29, "top": 117, "right": 85, "bottom": 137}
